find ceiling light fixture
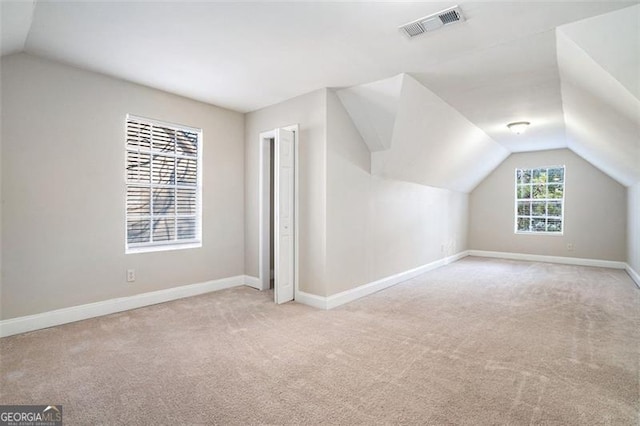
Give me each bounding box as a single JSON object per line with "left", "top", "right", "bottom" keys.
{"left": 507, "top": 121, "right": 530, "bottom": 135}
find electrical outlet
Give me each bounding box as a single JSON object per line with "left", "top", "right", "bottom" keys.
{"left": 127, "top": 269, "right": 136, "bottom": 282}
{"left": 566, "top": 243, "right": 574, "bottom": 251}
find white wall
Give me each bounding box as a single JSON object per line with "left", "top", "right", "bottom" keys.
{"left": 469, "top": 149, "right": 627, "bottom": 261}
{"left": 339, "top": 74, "right": 508, "bottom": 194}
{"left": 628, "top": 182, "right": 640, "bottom": 275}
{"left": 1, "top": 53, "right": 245, "bottom": 319}
{"left": 244, "top": 89, "right": 327, "bottom": 295}
{"left": 557, "top": 30, "right": 640, "bottom": 187}
{"left": 0, "top": 57, "right": 3, "bottom": 304}
{"left": 325, "top": 90, "right": 468, "bottom": 296}
{"left": 244, "top": 88, "right": 469, "bottom": 298}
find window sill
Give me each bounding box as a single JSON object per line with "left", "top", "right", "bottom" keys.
{"left": 126, "top": 242, "right": 202, "bottom": 254}
{"left": 514, "top": 232, "right": 564, "bottom": 237}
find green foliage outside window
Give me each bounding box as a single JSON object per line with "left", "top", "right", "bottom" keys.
{"left": 515, "top": 166, "right": 565, "bottom": 234}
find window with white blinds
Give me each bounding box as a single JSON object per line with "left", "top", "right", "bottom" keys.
{"left": 126, "top": 115, "right": 202, "bottom": 252}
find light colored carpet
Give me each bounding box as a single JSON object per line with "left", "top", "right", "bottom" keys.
{"left": 1, "top": 257, "right": 638, "bottom": 425}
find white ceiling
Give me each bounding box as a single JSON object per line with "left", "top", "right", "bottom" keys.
{"left": 1, "top": 1, "right": 638, "bottom": 190}
{"left": 559, "top": 5, "right": 640, "bottom": 100}
{"left": 1, "top": 1, "right": 634, "bottom": 113}
{"left": 414, "top": 31, "right": 566, "bottom": 153}
{"left": 0, "top": 0, "right": 35, "bottom": 57}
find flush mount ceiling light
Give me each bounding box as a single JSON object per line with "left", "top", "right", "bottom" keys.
{"left": 507, "top": 121, "right": 530, "bottom": 135}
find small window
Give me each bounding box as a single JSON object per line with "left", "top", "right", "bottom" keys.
{"left": 515, "top": 165, "right": 565, "bottom": 234}
{"left": 126, "top": 115, "right": 202, "bottom": 253}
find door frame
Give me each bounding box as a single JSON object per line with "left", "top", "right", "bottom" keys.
{"left": 258, "top": 125, "right": 299, "bottom": 300}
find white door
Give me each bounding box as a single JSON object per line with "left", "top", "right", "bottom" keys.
{"left": 274, "top": 128, "right": 295, "bottom": 304}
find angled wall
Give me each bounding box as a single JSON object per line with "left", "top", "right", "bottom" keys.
{"left": 558, "top": 5, "right": 639, "bottom": 100}
{"left": 336, "top": 74, "right": 402, "bottom": 152}
{"left": 338, "top": 74, "right": 509, "bottom": 193}
{"left": 325, "top": 89, "right": 468, "bottom": 296}
{"left": 557, "top": 31, "right": 640, "bottom": 187}
{"left": 244, "top": 87, "right": 471, "bottom": 299}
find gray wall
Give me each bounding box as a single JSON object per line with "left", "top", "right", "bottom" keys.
{"left": 244, "top": 89, "right": 469, "bottom": 298}
{"left": 1, "top": 54, "right": 245, "bottom": 319}
{"left": 244, "top": 89, "right": 328, "bottom": 295}
{"left": 628, "top": 182, "right": 640, "bottom": 274}
{"left": 469, "top": 149, "right": 626, "bottom": 261}
{"left": 325, "top": 90, "right": 468, "bottom": 295}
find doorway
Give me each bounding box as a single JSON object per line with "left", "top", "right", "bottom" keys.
{"left": 259, "top": 125, "right": 298, "bottom": 304}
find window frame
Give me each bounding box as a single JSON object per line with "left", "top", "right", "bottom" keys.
{"left": 125, "top": 114, "right": 203, "bottom": 254}
{"left": 514, "top": 165, "right": 565, "bottom": 236}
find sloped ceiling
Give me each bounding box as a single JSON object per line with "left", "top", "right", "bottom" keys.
{"left": 336, "top": 75, "right": 403, "bottom": 152}
{"left": 0, "top": 1, "right": 35, "bottom": 57}
{"left": 414, "top": 31, "right": 566, "bottom": 153}
{"left": 337, "top": 5, "right": 639, "bottom": 191}
{"left": 559, "top": 5, "right": 640, "bottom": 100}
{"left": 1, "top": 1, "right": 638, "bottom": 190}
{"left": 338, "top": 74, "right": 508, "bottom": 193}
{"left": 0, "top": 1, "right": 633, "bottom": 112}
{"left": 557, "top": 6, "right": 640, "bottom": 187}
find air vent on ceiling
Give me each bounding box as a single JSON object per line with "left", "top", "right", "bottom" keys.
{"left": 400, "top": 6, "right": 465, "bottom": 38}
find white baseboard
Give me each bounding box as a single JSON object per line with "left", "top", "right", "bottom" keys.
{"left": 295, "top": 251, "right": 469, "bottom": 311}
{"left": 468, "top": 250, "right": 627, "bottom": 270}
{"left": 295, "top": 291, "right": 329, "bottom": 310}
{"left": 0, "top": 275, "right": 249, "bottom": 338}
{"left": 625, "top": 265, "right": 640, "bottom": 289}
{"left": 244, "top": 275, "right": 261, "bottom": 290}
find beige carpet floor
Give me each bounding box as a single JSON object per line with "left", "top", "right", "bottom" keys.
{"left": 1, "top": 257, "right": 639, "bottom": 425}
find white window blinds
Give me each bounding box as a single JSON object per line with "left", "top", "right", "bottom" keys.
{"left": 126, "top": 115, "right": 202, "bottom": 252}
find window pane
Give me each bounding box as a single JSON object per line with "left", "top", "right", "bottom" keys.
{"left": 152, "top": 217, "right": 175, "bottom": 242}
{"left": 153, "top": 188, "right": 175, "bottom": 215}
{"left": 127, "top": 186, "right": 150, "bottom": 215}
{"left": 127, "top": 121, "right": 151, "bottom": 150}
{"left": 176, "top": 157, "right": 197, "bottom": 185}
{"left": 126, "top": 116, "right": 201, "bottom": 250}
{"left": 517, "top": 201, "right": 530, "bottom": 216}
{"left": 517, "top": 217, "right": 531, "bottom": 232}
{"left": 532, "top": 184, "right": 546, "bottom": 199}
{"left": 177, "top": 188, "right": 197, "bottom": 214}
{"left": 548, "top": 184, "right": 563, "bottom": 199}
{"left": 547, "top": 201, "right": 562, "bottom": 217}
{"left": 177, "top": 217, "right": 197, "bottom": 240}
{"left": 532, "top": 218, "right": 546, "bottom": 232}
{"left": 514, "top": 166, "right": 564, "bottom": 235}
{"left": 176, "top": 130, "right": 198, "bottom": 157}
{"left": 532, "top": 169, "right": 547, "bottom": 183}
{"left": 152, "top": 155, "right": 176, "bottom": 184}
{"left": 548, "top": 167, "right": 564, "bottom": 183}
{"left": 152, "top": 126, "right": 176, "bottom": 153}
{"left": 532, "top": 202, "right": 546, "bottom": 216}
{"left": 127, "top": 151, "right": 151, "bottom": 183}
{"left": 128, "top": 219, "right": 151, "bottom": 244}
{"left": 517, "top": 185, "right": 531, "bottom": 199}
{"left": 547, "top": 219, "right": 562, "bottom": 232}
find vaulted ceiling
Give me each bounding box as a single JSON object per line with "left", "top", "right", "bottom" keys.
{"left": 337, "top": 5, "right": 639, "bottom": 191}
{"left": 1, "top": 1, "right": 638, "bottom": 191}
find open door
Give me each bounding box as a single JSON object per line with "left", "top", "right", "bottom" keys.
{"left": 274, "top": 128, "right": 295, "bottom": 304}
